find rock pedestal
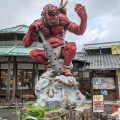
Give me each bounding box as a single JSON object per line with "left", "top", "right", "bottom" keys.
{"left": 35, "top": 69, "right": 86, "bottom": 107}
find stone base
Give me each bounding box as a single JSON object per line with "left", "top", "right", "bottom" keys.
{"left": 35, "top": 68, "right": 86, "bottom": 107}
{"left": 35, "top": 74, "right": 86, "bottom": 107}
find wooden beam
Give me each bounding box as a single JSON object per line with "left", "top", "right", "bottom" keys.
{"left": 0, "top": 63, "right": 1, "bottom": 89}
{"left": 90, "top": 71, "right": 94, "bottom": 120}
{"left": 36, "top": 62, "right": 39, "bottom": 75}
{"left": 35, "top": 62, "right": 39, "bottom": 86}
{"left": 6, "top": 56, "right": 11, "bottom": 102}
{"left": 12, "top": 56, "right": 17, "bottom": 101}
{"left": 116, "top": 75, "right": 120, "bottom": 100}
{"left": 14, "top": 34, "right": 17, "bottom": 46}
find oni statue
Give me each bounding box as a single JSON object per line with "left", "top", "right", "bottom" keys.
{"left": 23, "top": 1, "right": 87, "bottom": 76}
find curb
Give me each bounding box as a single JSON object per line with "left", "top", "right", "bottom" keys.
{"left": 0, "top": 117, "right": 8, "bottom": 120}
{"left": 0, "top": 106, "right": 10, "bottom": 109}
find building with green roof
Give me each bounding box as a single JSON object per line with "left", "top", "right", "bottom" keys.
{"left": 0, "top": 25, "right": 45, "bottom": 101}
{"left": 0, "top": 24, "right": 88, "bottom": 102}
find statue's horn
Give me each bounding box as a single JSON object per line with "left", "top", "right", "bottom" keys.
{"left": 48, "top": 5, "right": 52, "bottom": 12}
{"left": 57, "top": 1, "right": 68, "bottom": 10}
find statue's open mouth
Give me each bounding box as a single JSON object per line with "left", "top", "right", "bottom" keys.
{"left": 48, "top": 20, "right": 59, "bottom": 27}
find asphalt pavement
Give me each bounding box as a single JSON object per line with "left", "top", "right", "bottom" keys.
{"left": 0, "top": 108, "right": 17, "bottom": 120}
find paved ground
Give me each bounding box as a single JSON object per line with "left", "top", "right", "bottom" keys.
{"left": 0, "top": 106, "right": 111, "bottom": 120}
{"left": 0, "top": 100, "right": 22, "bottom": 120}
{"left": 0, "top": 100, "right": 118, "bottom": 120}
{"left": 0, "top": 108, "right": 17, "bottom": 120}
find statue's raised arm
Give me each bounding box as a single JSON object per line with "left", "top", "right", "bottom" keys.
{"left": 68, "top": 3, "right": 87, "bottom": 35}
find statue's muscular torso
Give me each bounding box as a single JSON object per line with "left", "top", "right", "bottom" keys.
{"left": 37, "top": 13, "right": 71, "bottom": 48}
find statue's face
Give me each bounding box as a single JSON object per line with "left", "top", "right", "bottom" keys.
{"left": 44, "top": 5, "right": 60, "bottom": 26}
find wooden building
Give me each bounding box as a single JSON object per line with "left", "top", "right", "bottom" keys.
{"left": 0, "top": 25, "right": 45, "bottom": 101}
{"left": 0, "top": 25, "right": 86, "bottom": 102}
{"left": 75, "top": 41, "right": 120, "bottom": 101}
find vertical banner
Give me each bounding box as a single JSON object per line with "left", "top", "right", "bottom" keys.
{"left": 111, "top": 44, "right": 120, "bottom": 54}
{"left": 116, "top": 69, "right": 120, "bottom": 76}
{"left": 118, "top": 76, "right": 120, "bottom": 99}
{"left": 93, "top": 95, "right": 104, "bottom": 112}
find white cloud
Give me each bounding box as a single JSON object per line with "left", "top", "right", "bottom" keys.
{"left": 0, "top": 0, "right": 120, "bottom": 51}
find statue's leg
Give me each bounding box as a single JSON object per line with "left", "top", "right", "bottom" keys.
{"left": 61, "top": 42, "right": 76, "bottom": 76}
{"left": 30, "top": 49, "right": 48, "bottom": 65}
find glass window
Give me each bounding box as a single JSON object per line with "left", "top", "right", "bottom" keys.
{"left": 0, "top": 34, "right": 15, "bottom": 46}
{"left": 5, "top": 34, "right": 14, "bottom": 46}
{"left": 17, "top": 40, "right": 23, "bottom": 46}
{"left": 5, "top": 40, "right": 14, "bottom": 46}
{"left": 17, "top": 34, "right": 24, "bottom": 40}
{"left": 31, "top": 42, "right": 37, "bottom": 47}
{"left": 17, "top": 39, "right": 37, "bottom": 47}
{"left": 0, "top": 70, "right": 13, "bottom": 90}
{"left": 0, "top": 40, "right": 14, "bottom": 46}
{"left": 0, "top": 41, "right": 4, "bottom": 46}
{"left": 17, "top": 70, "right": 33, "bottom": 90}
{"left": 0, "top": 35, "right": 5, "bottom": 46}
{"left": 17, "top": 34, "right": 37, "bottom": 47}
{"left": 18, "top": 63, "right": 33, "bottom": 69}
{"left": 1, "top": 63, "right": 13, "bottom": 69}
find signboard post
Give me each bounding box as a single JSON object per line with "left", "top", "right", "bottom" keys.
{"left": 117, "top": 76, "right": 120, "bottom": 100}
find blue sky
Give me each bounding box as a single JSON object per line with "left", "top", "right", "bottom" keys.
{"left": 0, "top": 0, "right": 120, "bottom": 51}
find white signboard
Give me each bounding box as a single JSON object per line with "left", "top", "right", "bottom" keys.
{"left": 92, "top": 77, "right": 115, "bottom": 89}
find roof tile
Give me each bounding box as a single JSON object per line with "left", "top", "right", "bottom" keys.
{"left": 76, "top": 52, "right": 120, "bottom": 70}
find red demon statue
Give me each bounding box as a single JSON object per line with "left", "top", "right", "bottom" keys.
{"left": 23, "top": 1, "right": 87, "bottom": 76}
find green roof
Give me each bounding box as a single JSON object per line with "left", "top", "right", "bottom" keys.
{"left": 0, "top": 46, "right": 43, "bottom": 56}
{"left": 0, "top": 25, "right": 29, "bottom": 34}
{"left": 0, "top": 46, "right": 87, "bottom": 63}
